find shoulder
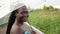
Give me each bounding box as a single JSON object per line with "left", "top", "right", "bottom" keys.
{"left": 23, "top": 22, "right": 33, "bottom": 32}
{"left": 10, "top": 25, "right": 20, "bottom": 34}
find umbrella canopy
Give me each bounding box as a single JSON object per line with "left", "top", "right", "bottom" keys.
{"left": 0, "top": 0, "right": 10, "bottom": 19}
{"left": 0, "top": 0, "right": 24, "bottom": 19}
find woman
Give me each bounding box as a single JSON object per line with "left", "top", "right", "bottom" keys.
{"left": 6, "top": 3, "right": 36, "bottom": 34}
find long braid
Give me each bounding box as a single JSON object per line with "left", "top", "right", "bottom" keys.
{"left": 6, "top": 10, "right": 17, "bottom": 34}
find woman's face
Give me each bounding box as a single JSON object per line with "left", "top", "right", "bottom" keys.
{"left": 16, "top": 6, "right": 29, "bottom": 22}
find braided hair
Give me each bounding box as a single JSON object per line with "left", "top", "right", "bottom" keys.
{"left": 6, "top": 10, "right": 18, "bottom": 34}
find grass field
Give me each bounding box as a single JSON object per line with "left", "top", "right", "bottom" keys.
{"left": 0, "top": 9, "right": 60, "bottom": 34}
{"left": 28, "top": 9, "right": 60, "bottom": 34}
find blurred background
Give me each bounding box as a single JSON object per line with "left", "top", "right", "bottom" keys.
{"left": 0, "top": 0, "right": 60, "bottom": 34}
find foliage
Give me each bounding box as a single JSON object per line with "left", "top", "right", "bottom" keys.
{"left": 28, "top": 9, "right": 60, "bottom": 34}
{"left": 43, "top": 5, "right": 55, "bottom": 11}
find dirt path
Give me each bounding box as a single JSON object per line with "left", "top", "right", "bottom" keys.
{"left": 0, "top": 23, "right": 8, "bottom": 34}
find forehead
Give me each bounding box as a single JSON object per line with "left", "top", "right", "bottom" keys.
{"left": 22, "top": 6, "right": 27, "bottom": 10}
{"left": 17, "top": 6, "right": 28, "bottom": 12}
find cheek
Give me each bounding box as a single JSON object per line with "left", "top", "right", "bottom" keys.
{"left": 16, "top": 14, "right": 22, "bottom": 19}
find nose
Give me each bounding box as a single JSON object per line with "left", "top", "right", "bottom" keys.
{"left": 23, "top": 14, "right": 29, "bottom": 18}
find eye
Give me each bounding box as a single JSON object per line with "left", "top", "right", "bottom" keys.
{"left": 21, "top": 11, "right": 28, "bottom": 14}
{"left": 25, "top": 11, "right": 28, "bottom": 13}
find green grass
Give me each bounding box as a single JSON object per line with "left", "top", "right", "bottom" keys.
{"left": 28, "top": 9, "right": 60, "bottom": 34}
{"left": 0, "top": 9, "right": 60, "bottom": 34}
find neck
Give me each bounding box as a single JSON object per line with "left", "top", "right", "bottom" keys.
{"left": 14, "top": 19, "right": 24, "bottom": 26}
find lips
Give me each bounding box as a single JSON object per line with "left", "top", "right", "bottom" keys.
{"left": 21, "top": 17, "right": 27, "bottom": 21}
{"left": 23, "top": 18, "right": 27, "bottom": 20}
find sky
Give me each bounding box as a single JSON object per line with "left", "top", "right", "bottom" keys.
{"left": 21, "top": 0, "right": 60, "bottom": 9}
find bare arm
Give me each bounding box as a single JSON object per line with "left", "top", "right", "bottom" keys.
{"left": 24, "top": 22, "right": 44, "bottom": 34}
